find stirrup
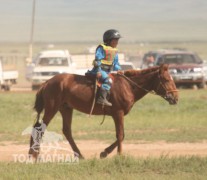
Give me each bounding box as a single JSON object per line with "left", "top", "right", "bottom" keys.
{"left": 97, "top": 99, "right": 112, "bottom": 106}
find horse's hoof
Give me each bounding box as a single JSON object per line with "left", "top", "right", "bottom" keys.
{"left": 79, "top": 155, "right": 85, "bottom": 160}
{"left": 100, "top": 151, "right": 108, "bottom": 159}
{"left": 75, "top": 153, "right": 84, "bottom": 160}
{"left": 28, "top": 149, "right": 39, "bottom": 159}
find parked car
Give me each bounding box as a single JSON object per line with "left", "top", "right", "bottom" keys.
{"left": 140, "top": 49, "right": 207, "bottom": 89}
{"left": 0, "top": 58, "right": 18, "bottom": 91}
{"left": 126, "top": 55, "right": 142, "bottom": 69}
{"left": 26, "top": 50, "right": 76, "bottom": 90}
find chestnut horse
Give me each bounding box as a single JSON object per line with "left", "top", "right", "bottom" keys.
{"left": 29, "top": 64, "right": 178, "bottom": 159}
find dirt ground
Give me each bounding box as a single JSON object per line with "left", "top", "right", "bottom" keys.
{"left": 1, "top": 140, "right": 207, "bottom": 162}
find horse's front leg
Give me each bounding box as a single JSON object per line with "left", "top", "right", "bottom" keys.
{"left": 100, "top": 111, "right": 124, "bottom": 158}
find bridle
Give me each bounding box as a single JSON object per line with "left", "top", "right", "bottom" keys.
{"left": 117, "top": 70, "right": 178, "bottom": 99}
{"left": 155, "top": 71, "right": 178, "bottom": 100}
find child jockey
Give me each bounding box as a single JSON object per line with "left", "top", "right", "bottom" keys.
{"left": 88, "top": 29, "right": 122, "bottom": 106}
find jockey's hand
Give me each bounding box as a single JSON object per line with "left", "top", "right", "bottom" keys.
{"left": 117, "top": 70, "right": 124, "bottom": 75}
{"left": 96, "top": 72, "right": 102, "bottom": 79}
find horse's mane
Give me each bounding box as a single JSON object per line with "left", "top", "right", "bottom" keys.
{"left": 123, "top": 66, "right": 160, "bottom": 77}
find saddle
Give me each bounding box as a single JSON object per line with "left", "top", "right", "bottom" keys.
{"left": 85, "top": 72, "right": 115, "bottom": 88}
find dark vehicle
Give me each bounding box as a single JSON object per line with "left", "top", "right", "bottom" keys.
{"left": 141, "top": 49, "right": 207, "bottom": 89}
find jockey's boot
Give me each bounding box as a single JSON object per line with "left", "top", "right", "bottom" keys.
{"left": 97, "top": 89, "right": 112, "bottom": 106}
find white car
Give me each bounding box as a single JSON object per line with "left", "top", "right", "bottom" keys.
{"left": 26, "top": 50, "right": 76, "bottom": 90}
{"left": 0, "top": 59, "right": 18, "bottom": 91}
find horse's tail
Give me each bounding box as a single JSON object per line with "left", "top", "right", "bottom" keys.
{"left": 33, "top": 84, "right": 45, "bottom": 123}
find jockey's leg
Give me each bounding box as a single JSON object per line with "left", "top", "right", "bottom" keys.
{"left": 97, "top": 87, "right": 112, "bottom": 106}
{"left": 97, "top": 71, "right": 112, "bottom": 106}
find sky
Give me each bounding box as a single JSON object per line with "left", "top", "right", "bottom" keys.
{"left": 0, "top": 0, "right": 207, "bottom": 42}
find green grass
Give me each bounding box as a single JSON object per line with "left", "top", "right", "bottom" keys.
{"left": 0, "top": 89, "right": 207, "bottom": 143}
{"left": 0, "top": 155, "right": 207, "bottom": 180}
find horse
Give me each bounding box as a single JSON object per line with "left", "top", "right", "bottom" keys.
{"left": 29, "top": 64, "right": 178, "bottom": 159}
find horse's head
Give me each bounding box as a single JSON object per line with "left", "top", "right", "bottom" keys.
{"left": 153, "top": 64, "right": 178, "bottom": 105}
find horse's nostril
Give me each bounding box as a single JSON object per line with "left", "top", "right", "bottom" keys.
{"left": 166, "top": 93, "right": 178, "bottom": 105}
{"left": 172, "top": 97, "right": 178, "bottom": 104}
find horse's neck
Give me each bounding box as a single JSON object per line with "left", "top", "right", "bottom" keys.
{"left": 142, "top": 70, "right": 158, "bottom": 88}
{"left": 131, "top": 69, "right": 159, "bottom": 101}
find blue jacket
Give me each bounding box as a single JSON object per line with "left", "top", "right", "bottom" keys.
{"left": 90, "top": 45, "right": 121, "bottom": 74}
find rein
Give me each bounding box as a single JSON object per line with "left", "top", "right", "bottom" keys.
{"left": 117, "top": 70, "right": 178, "bottom": 98}
{"left": 117, "top": 73, "right": 155, "bottom": 94}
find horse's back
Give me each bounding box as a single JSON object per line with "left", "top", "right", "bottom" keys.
{"left": 42, "top": 73, "right": 95, "bottom": 94}
{"left": 46, "top": 73, "right": 90, "bottom": 84}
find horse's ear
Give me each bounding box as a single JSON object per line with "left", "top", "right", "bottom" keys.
{"left": 160, "top": 64, "right": 169, "bottom": 73}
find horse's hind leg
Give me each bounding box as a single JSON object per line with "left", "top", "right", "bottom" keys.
{"left": 59, "top": 104, "right": 84, "bottom": 159}
{"left": 29, "top": 102, "right": 59, "bottom": 159}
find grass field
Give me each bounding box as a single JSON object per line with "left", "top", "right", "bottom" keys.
{"left": 1, "top": 156, "right": 207, "bottom": 180}
{"left": 0, "top": 89, "right": 207, "bottom": 179}
{"left": 0, "top": 90, "right": 207, "bottom": 143}
{"left": 1, "top": 41, "right": 207, "bottom": 58}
